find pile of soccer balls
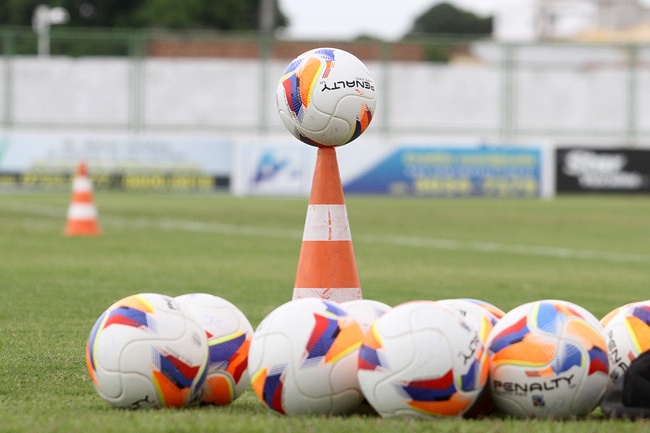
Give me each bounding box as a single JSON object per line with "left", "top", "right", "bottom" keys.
{"left": 85, "top": 293, "right": 650, "bottom": 419}
{"left": 86, "top": 293, "right": 253, "bottom": 409}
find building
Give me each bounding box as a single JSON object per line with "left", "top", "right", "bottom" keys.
{"left": 495, "top": 0, "right": 650, "bottom": 41}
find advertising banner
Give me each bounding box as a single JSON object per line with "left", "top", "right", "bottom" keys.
{"left": 231, "top": 141, "right": 549, "bottom": 198}
{"left": 0, "top": 133, "right": 232, "bottom": 191}
{"left": 556, "top": 148, "right": 650, "bottom": 193}
{"left": 231, "top": 142, "right": 316, "bottom": 196}
{"left": 344, "top": 146, "right": 543, "bottom": 198}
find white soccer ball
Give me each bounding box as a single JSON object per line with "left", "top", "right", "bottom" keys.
{"left": 601, "top": 300, "right": 650, "bottom": 384}
{"left": 174, "top": 293, "right": 254, "bottom": 405}
{"left": 248, "top": 298, "right": 365, "bottom": 415}
{"left": 357, "top": 301, "right": 487, "bottom": 418}
{"left": 486, "top": 299, "right": 610, "bottom": 419}
{"left": 340, "top": 299, "right": 391, "bottom": 332}
{"left": 276, "top": 47, "right": 376, "bottom": 147}
{"left": 435, "top": 298, "right": 505, "bottom": 418}
{"left": 85, "top": 293, "right": 209, "bottom": 409}
{"left": 436, "top": 298, "right": 504, "bottom": 344}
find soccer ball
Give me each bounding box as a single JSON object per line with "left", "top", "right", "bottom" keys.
{"left": 463, "top": 298, "right": 506, "bottom": 322}
{"left": 436, "top": 299, "right": 504, "bottom": 344}
{"left": 85, "top": 293, "right": 208, "bottom": 409}
{"left": 435, "top": 298, "right": 505, "bottom": 418}
{"left": 248, "top": 298, "right": 365, "bottom": 415}
{"left": 340, "top": 299, "right": 391, "bottom": 332}
{"left": 339, "top": 299, "right": 392, "bottom": 415}
{"left": 601, "top": 300, "right": 650, "bottom": 384}
{"left": 357, "top": 301, "right": 487, "bottom": 418}
{"left": 174, "top": 293, "right": 254, "bottom": 405}
{"left": 276, "top": 47, "right": 376, "bottom": 147}
{"left": 486, "top": 300, "right": 610, "bottom": 419}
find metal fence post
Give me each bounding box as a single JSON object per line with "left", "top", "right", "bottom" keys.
{"left": 626, "top": 44, "right": 639, "bottom": 147}
{"left": 500, "top": 43, "right": 517, "bottom": 144}
{"left": 128, "top": 31, "right": 145, "bottom": 133}
{"left": 379, "top": 41, "right": 391, "bottom": 137}
{"left": 2, "top": 29, "right": 14, "bottom": 129}
{"left": 258, "top": 35, "right": 273, "bottom": 135}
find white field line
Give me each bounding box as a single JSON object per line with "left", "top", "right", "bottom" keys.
{"left": 5, "top": 203, "right": 650, "bottom": 264}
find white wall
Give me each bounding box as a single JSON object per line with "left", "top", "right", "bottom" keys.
{"left": 1, "top": 44, "right": 648, "bottom": 146}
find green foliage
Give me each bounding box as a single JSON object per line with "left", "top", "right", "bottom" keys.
{"left": 124, "top": 0, "right": 204, "bottom": 29}
{"left": 421, "top": 41, "right": 453, "bottom": 63}
{"left": 0, "top": 0, "right": 39, "bottom": 25}
{"left": 123, "top": 0, "right": 286, "bottom": 30}
{"left": 0, "top": 0, "right": 288, "bottom": 31}
{"left": 408, "top": 2, "right": 492, "bottom": 37}
{"left": 1, "top": 193, "right": 650, "bottom": 432}
{"left": 402, "top": 2, "right": 493, "bottom": 62}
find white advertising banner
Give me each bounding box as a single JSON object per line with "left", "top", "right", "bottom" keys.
{"left": 0, "top": 132, "right": 232, "bottom": 175}
{"left": 231, "top": 141, "right": 315, "bottom": 196}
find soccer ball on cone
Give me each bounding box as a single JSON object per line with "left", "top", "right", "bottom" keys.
{"left": 276, "top": 47, "right": 376, "bottom": 147}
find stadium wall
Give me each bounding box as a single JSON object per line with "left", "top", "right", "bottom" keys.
{"left": 1, "top": 43, "right": 649, "bottom": 142}
{"left": 1, "top": 42, "right": 649, "bottom": 196}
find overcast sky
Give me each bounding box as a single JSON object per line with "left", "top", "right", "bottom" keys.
{"left": 278, "top": 0, "right": 502, "bottom": 40}
{"left": 278, "top": 0, "right": 650, "bottom": 41}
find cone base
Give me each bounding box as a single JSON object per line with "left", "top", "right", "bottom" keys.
{"left": 292, "top": 287, "right": 362, "bottom": 303}
{"left": 65, "top": 220, "right": 101, "bottom": 236}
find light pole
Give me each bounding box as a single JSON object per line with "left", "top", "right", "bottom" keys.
{"left": 32, "top": 5, "right": 70, "bottom": 57}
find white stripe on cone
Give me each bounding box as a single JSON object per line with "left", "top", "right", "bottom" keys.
{"left": 72, "top": 177, "right": 93, "bottom": 192}
{"left": 302, "top": 204, "right": 352, "bottom": 241}
{"left": 67, "top": 203, "right": 98, "bottom": 220}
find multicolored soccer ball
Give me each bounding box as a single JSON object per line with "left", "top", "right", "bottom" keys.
{"left": 276, "top": 47, "right": 376, "bottom": 147}
{"left": 436, "top": 299, "right": 504, "bottom": 345}
{"left": 85, "top": 293, "right": 208, "bottom": 409}
{"left": 248, "top": 298, "right": 365, "bottom": 415}
{"left": 174, "top": 293, "right": 253, "bottom": 405}
{"left": 601, "top": 300, "right": 650, "bottom": 384}
{"left": 357, "top": 301, "right": 487, "bottom": 418}
{"left": 487, "top": 300, "right": 609, "bottom": 419}
{"left": 340, "top": 299, "right": 391, "bottom": 333}
{"left": 464, "top": 298, "right": 506, "bottom": 322}
{"left": 435, "top": 298, "right": 505, "bottom": 418}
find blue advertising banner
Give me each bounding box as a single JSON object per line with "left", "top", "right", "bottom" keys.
{"left": 343, "top": 147, "right": 542, "bottom": 197}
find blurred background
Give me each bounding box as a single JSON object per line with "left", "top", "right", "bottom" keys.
{"left": 0, "top": 0, "right": 649, "bottom": 198}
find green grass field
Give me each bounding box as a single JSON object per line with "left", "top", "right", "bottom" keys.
{"left": 1, "top": 192, "right": 650, "bottom": 432}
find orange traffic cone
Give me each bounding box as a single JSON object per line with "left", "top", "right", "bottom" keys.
{"left": 292, "top": 147, "right": 362, "bottom": 302}
{"left": 65, "top": 162, "right": 101, "bottom": 236}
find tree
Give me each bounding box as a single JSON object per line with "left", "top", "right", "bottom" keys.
{"left": 407, "top": 2, "right": 492, "bottom": 37}
{"left": 0, "top": 0, "right": 288, "bottom": 31}
{"left": 0, "top": 0, "right": 42, "bottom": 25}
{"left": 119, "top": 0, "right": 288, "bottom": 31}
{"left": 403, "top": 3, "right": 493, "bottom": 63}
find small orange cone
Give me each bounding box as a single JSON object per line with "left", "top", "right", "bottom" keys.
{"left": 65, "top": 162, "right": 101, "bottom": 236}
{"left": 292, "top": 147, "right": 362, "bottom": 302}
